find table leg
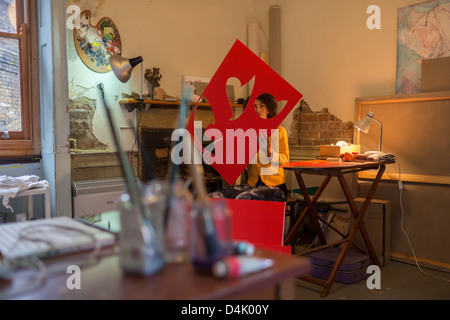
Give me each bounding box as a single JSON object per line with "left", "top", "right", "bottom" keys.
{"left": 337, "top": 166, "right": 386, "bottom": 267}
{"left": 284, "top": 174, "right": 332, "bottom": 246}
{"left": 319, "top": 167, "right": 385, "bottom": 297}
{"left": 44, "top": 186, "right": 51, "bottom": 219}
{"left": 27, "top": 195, "right": 33, "bottom": 219}
{"left": 297, "top": 172, "right": 328, "bottom": 246}
{"left": 320, "top": 235, "right": 353, "bottom": 297}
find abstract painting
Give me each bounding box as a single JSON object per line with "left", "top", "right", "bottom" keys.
{"left": 396, "top": 0, "right": 450, "bottom": 94}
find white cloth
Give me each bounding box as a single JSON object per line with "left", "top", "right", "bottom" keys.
{"left": 0, "top": 175, "right": 49, "bottom": 212}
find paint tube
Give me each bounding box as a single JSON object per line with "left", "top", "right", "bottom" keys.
{"left": 231, "top": 241, "right": 255, "bottom": 256}
{"left": 212, "top": 256, "right": 274, "bottom": 279}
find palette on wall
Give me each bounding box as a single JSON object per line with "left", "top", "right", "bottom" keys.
{"left": 74, "top": 10, "right": 122, "bottom": 73}
{"left": 396, "top": 0, "right": 450, "bottom": 94}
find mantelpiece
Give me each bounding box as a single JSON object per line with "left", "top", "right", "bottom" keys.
{"left": 119, "top": 99, "right": 244, "bottom": 112}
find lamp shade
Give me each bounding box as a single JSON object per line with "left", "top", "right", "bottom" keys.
{"left": 354, "top": 111, "right": 374, "bottom": 134}
{"left": 110, "top": 55, "right": 143, "bottom": 83}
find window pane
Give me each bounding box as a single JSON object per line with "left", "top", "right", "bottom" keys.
{"left": 0, "top": 36, "right": 22, "bottom": 132}
{"left": 0, "top": 0, "right": 17, "bottom": 34}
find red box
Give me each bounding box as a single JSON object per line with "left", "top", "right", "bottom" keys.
{"left": 210, "top": 198, "right": 291, "bottom": 254}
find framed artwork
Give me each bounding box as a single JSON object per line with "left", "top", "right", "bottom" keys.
{"left": 182, "top": 75, "right": 211, "bottom": 102}
{"left": 74, "top": 10, "right": 122, "bottom": 73}
{"left": 396, "top": 0, "right": 450, "bottom": 94}
{"left": 181, "top": 75, "right": 235, "bottom": 103}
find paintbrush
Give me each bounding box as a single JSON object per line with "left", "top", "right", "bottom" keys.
{"left": 163, "top": 86, "right": 191, "bottom": 227}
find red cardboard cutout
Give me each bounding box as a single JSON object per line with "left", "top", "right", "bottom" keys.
{"left": 186, "top": 39, "right": 302, "bottom": 185}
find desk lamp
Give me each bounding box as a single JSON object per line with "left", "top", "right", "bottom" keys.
{"left": 109, "top": 54, "right": 157, "bottom": 178}
{"left": 354, "top": 111, "right": 383, "bottom": 153}
{"left": 110, "top": 55, "right": 144, "bottom": 100}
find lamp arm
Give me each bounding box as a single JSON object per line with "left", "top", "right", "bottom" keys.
{"left": 140, "top": 63, "right": 143, "bottom": 100}
{"left": 372, "top": 117, "right": 383, "bottom": 152}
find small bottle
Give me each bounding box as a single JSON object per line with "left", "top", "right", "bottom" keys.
{"left": 212, "top": 256, "right": 274, "bottom": 279}
{"left": 211, "top": 200, "right": 232, "bottom": 249}
{"left": 164, "top": 181, "right": 191, "bottom": 263}
{"left": 190, "top": 200, "right": 232, "bottom": 273}
{"left": 190, "top": 203, "right": 229, "bottom": 272}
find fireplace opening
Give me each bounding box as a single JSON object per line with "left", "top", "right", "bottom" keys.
{"left": 139, "top": 128, "right": 224, "bottom": 194}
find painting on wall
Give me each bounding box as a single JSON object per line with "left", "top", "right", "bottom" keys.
{"left": 74, "top": 10, "right": 122, "bottom": 73}
{"left": 182, "top": 75, "right": 236, "bottom": 104}
{"left": 182, "top": 75, "right": 211, "bottom": 102}
{"left": 396, "top": 0, "right": 450, "bottom": 95}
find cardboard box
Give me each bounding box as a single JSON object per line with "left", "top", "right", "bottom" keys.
{"left": 351, "top": 198, "right": 390, "bottom": 266}
{"left": 320, "top": 144, "right": 360, "bottom": 158}
{"left": 421, "top": 57, "right": 450, "bottom": 92}
{"left": 153, "top": 87, "right": 165, "bottom": 100}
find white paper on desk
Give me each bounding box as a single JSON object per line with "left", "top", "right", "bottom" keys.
{"left": 0, "top": 175, "right": 49, "bottom": 212}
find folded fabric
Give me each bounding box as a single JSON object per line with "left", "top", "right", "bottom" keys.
{"left": 0, "top": 175, "right": 49, "bottom": 212}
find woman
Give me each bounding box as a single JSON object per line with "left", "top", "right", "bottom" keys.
{"left": 208, "top": 93, "right": 289, "bottom": 201}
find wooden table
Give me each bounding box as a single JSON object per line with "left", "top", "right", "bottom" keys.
{"left": 283, "top": 159, "right": 394, "bottom": 297}
{"left": 1, "top": 247, "right": 310, "bottom": 300}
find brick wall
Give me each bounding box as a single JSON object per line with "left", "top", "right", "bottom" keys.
{"left": 288, "top": 100, "right": 354, "bottom": 146}
{"left": 0, "top": 0, "right": 21, "bottom": 132}
{"left": 69, "top": 96, "right": 108, "bottom": 151}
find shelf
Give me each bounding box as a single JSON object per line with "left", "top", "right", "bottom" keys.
{"left": 119, "top": 99, "right": 244, "bottom": 112}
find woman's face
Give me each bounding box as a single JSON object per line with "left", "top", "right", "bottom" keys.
{"left": 254, "top": 99, "right": 269, "bottom": 119}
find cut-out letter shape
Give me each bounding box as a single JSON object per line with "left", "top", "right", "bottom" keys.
{"left": 186, "top": 39, "right": 303, "bottom": 185}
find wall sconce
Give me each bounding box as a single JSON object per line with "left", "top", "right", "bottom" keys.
{"left": 354, "top": 111, "right": 383, "bottom": 152}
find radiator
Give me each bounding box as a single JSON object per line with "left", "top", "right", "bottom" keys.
{"left": 72, "top": 178, "right": 128, "bottom": 218}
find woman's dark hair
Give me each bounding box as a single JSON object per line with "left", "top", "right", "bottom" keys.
{"left": 243, "top": 93, "right": 278, "bottom": 119}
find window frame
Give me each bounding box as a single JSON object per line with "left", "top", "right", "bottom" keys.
{"left": 0, "top": 0, "right": 40, "bottom": 160}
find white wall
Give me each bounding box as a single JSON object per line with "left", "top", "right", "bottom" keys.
{"left": 276, "top": 0, "right": 422, "bottom": 127}
{"left": 67, "top": 0, "right": 421, "bottom": 151}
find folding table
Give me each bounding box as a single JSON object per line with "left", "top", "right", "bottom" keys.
{"left": 0, "top": 185, "right": 51, "bottom": 220}
{"left": 283, "top": 159, "right": 394, "bottom": 297}
{"left": 17, "top": 185, "right": 51, "bottom": 219}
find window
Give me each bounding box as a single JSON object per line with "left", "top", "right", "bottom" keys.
{"left": 0, "top": 0, "right": 39, "bottom": 159}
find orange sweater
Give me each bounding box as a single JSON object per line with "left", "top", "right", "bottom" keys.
{"left": 247, "top": 126, "right": 289, "bottom": 187}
